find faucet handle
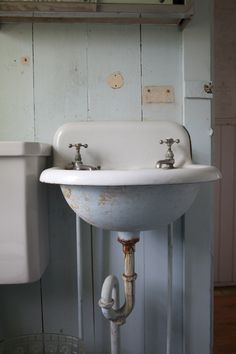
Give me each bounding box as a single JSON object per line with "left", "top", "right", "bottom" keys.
{"left": 158, "top": 138, "right": 180, "bottom": 168}
{"left": 68, "top": 143, "right": 88, "bottom": 165}
{"left": 160, "top": 138, "right": 180, "bottom": 147}
{"left": 69, "top": 143, "right": 88, "bottom": 152}
{"left": 67, "top": 143, "right": 100, "bottom": 171}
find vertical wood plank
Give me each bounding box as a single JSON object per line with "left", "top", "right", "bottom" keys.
{"left": 33, "top": 23, "right": 88, "bottom": 143}
{"left": 233, "top": 126, "right": 236, "bottom": 282}
{"left": 184, "top": 100, "right": 213, "bottom": 354}
{"left": 183, "top": 5, "right": 211, "bottom": 82}
{"left": 184, "top": 185, "right": 214, "bottom": 354}
{"left": 171, "top": 220, "right": 184, "bottom": 354}
{"left": 0, "top": 24, "right": 34, "bottom": 141}
{"left": 144, "top": 229, "right": 168, "bottom": 354}
{"left": 141, "top": 26, "right": 182, "bottom": 123}
{"left": 184, "top": 99, "right": 211, "bottom": 165}
{"left": 183, "top": 0, "right": 212, "bottom": 353}
{"left": 78, "top": 220, "right": 95, "bottom": 354}
{"left": 0, "top": 283, "right": 43, "bottom": 339}
{"left": 218, "top": 126, "right": 235, "bottom": 282}
{"left": 213, "top": 0, "right": 236, "bottom": 285}
{"left": 87, "top": 24, "right": 141, "bottom": 121}
{"left": 213, "top": 126, "right": 221, "bottom": 283}
{"left": 41, "top": 187, "right": 78, "bottom": 336}
{"left": 214, "top": 0, "right": 236, "bottom": 122}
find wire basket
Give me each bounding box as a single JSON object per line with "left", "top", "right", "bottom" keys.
{"left": 0, "top": 333, "right": 85, "bottom": 354}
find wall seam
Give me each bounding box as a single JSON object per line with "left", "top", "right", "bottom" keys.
{"left": 32, "top": 23, "right": 36, "bottom": 141}
{"left": 232, "top": 126, "right": 236, "bottom": 281}
{"left": 91, "top": 226, "right": 96, "bottom": 350}
{"left": 139, "top": 24, "right": 144, "bottom": 122}
{"left": 182, "top": 216, "right": 186, "bottom": 354}
{"left": 143, "top": 231, "right": 146, "bottom": 354}
{"left": 216, "top": 128, "right": 220, "bottom": 282}
{"left": 40, "top": 279, "right": 45, "bottom": 333}
{"left": 217, "top": 127, "right": 222, "bottom": 281}
{"left": 86, "top": 24, "right": 90, "bottom": 121}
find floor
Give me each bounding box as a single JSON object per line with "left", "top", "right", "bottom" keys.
{"left": 214, "top": 287, "right": 236, "bottom": 354}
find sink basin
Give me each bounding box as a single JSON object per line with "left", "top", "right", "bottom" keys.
{"left": 40, "top": 121, "right": 221, "bottom": 231}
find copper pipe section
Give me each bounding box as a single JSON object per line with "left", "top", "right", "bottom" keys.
{"left": 99, "top": 235, "right": 140, "bottom": 327}
{"left": 118, "top": 237, "right": 140, "bottom": 254}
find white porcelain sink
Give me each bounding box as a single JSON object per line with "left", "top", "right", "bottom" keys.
{"left": 40, "top": 121, "right": 221, "bottom": 231}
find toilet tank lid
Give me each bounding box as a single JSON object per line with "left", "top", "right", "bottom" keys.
{"left": 0, "top": 142, "right": 51, "bottom": 156}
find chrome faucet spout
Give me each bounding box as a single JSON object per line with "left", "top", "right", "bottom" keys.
{"left": 156, "top": 159, "right": 175, "bottom": 169}
{"left": 156, "top": 138, "right": 180, "bottom": 169}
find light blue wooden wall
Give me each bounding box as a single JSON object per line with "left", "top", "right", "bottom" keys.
{"left": 0, "top": 0, "right": 213, "bottom": 353}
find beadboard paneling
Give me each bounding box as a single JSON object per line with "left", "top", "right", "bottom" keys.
{"left": 183, "top": 0, "right": 213, "bottom": 353}
{"left": 214, "top": 0, "right": 236, "bottom": 123}
{"left": 214, "top": 125, "right": 236, "bottom": 285}
{"left": 218, "top": 127, "right": 235, "bottom": 283}
{"left": 213, "top": 0, "right": 236, "bottom": 286}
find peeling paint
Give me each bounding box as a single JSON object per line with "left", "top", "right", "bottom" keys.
{"left": 61, "top": 186, "right": 71, "bottom": 199}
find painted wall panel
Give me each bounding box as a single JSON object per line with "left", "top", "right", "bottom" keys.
{"left": 184, "top": 185, "right": 214, "bottom": 354}
{"left": 141, "top": 26, "right": 182, "bottom": 123}
{"left": 171, "top": 220, "right": 184, "bottom": 354}
{"left": 213, "top": 126, "right": 221, "bottom": 283}
{"left": 183, "top": 2, "right": 211, "bottom": 82}
{"left": 76, "top": 219, "right": 95, "bottom": 354}
{"left": 0, "top": 24, "right": 34, "bottom": 141}
{"left": 87, "top": 24, "right": 142, "bottom": 121}
{"left": 184, "top": 99, "right": 211, "bottom": 165}
{"left": 214, "top": 0, "right": 236, "bottom": 122}
{"left": 144, "top": 229, "right": 168, "bottom": 354}
{"left": 0, "top": 283, "right": 42, "bottom": 339}
{"left": 33, "top": 23, "right": 88, "bottom": 143}
{"left": 41, "top": 187, "right": 78, "bottom": 336}
{"left": 183, "top": 1, "right": 212, "bottom": 353}
{"left": 218, "top": 127, "right": 235, "bottom": 283}
{"left": 214, "top": 125, "right": 236, "bottom": 285}
{"left": 213, "top": 0, "right": 236, "bottom": 285}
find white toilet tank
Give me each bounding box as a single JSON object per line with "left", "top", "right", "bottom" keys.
{"left": 0, "top": 141, "right": 51, "bottom": 284}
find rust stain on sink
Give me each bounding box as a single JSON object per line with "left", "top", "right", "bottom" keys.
{"left": 99, "top": 192, "right": 115, "bottom": 205}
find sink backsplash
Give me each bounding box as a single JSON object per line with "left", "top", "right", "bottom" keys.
{"left": 53, "top": 121, "right": 192, "bottom": 170}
